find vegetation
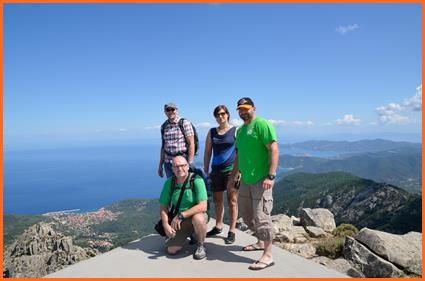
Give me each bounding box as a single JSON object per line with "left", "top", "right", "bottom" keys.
{"left": 279, "top": 146, "right": 421, "bottom": 194}
{"left": 332, "top": 224, "right": 359, "bottom": 238}
{"left": 92, "top": 198, "right": 160, "bottom": 247}
{"left": 315, "top": 224, "right": 359, "bottom": 259}
{"left": 315, "top": 237, "right": 345, "bottom": 259}
{"left": 272, "top": 172, "right": 421, "bottom": 234}
{"left": 3, "top": 214, "right": 51, "bottom": 248}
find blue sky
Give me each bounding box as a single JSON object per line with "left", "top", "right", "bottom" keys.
{"left": 4, "top": 4, "right": 422, "bottom": 149}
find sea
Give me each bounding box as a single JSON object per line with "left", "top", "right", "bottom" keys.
{"left": 4, "top": 143, "right": 343, "bottom": 215}
{"left": 4, "top": 144, "right": 166, "bottom": 215}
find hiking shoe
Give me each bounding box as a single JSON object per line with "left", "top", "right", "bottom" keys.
{"left": 193, "top": 244, "right": 207, "bottom": 260}
{"left": 224, "top": 231, "right": 235, "bottom": 244}
{"left": 206, "top": 227, "right": 222, "bottom": 237}
{"left": 189, "top": 233, "right": 198, "bottom": 245}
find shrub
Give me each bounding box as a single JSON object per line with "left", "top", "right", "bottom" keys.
{"left": 332, "top": 223, "right": 359, "bottom": 238}
{"left": 315, "top": 237, "right": 345, "bottom": 259}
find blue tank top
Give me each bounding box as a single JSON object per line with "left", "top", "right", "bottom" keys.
{"left": 211, "top": 126, "right": 237, "bottom": 172}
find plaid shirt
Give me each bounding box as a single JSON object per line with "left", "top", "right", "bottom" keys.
{"left": 162, "top": 117, "right": 194, "bottom": 163}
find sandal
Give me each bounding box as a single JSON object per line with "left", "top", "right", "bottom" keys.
{"left": 248, "top": 260, "right": 275, "bottom": 270}
{"left": 242, "top": 244, "right": 264, "bottom": 251}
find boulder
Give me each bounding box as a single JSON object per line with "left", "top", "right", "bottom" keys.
{"left": 271, "top": 214, "right": 292, "bottom": 232}
{"left": 299, "top": 208, "right": 336, "bottom": 232}
{"left": 305, "top": 226, "right": 327, "bottom": 238}
{"left": 277, "top": 242, "right": 317, "bottom": 259}
{"left": 343, "top": 236, "right": 404, "bottom": 277}
{"left": 355, "top": 228, "right": 422, "bottom": 275}
{"left": 311, "top": 256, "right": 363, "bottom": 277}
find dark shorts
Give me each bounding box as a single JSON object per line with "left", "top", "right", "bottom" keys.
{"left": 210, "top": 170, "right": 231, "bottom": 193}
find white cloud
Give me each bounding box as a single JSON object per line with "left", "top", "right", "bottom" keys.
{"left": 119, "top": 128, "right": 127, "bottom": 132}
{"left": 144, "top": 125, "right": 161, "bottom": 130}
{"left": 336, "top": 114, "right": 361, "bottom": 126}
{"left": 320, "top": 122, "right": 333, "bottom": 127}
{"left": 195, "top": 122, "right": 213, "bottom": 128}
{"left": 269, "top": 119, "right": 314, "bottom": 127}
{"left": 336, "top": 24, "right": 359, "bottom": 35}
{"left": 375, "top": 85, "right": 422, "bottom": 124}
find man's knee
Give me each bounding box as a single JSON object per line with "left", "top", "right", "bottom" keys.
{"left": 192, "top": 213, "right": 207, "bottom": 227}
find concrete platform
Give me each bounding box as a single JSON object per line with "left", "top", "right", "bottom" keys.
{"left": 46, "top": 220, "right": 348, "bottom": 278}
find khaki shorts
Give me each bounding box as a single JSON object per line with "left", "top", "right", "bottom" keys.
{"left": 238, "top": 178, "right": 274, "bottom": 241}
{"left": 165, "top": 212, "right": 208, "bottom": 247}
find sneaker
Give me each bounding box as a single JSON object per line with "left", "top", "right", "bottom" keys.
{"left": 193, "top": 244, "right": 207, "bottom": 260}
{"left": 206, "top": 226, "right": 222, "bottom": 237}
{"left": 224, "top": 231, "right": 235, "bottom": 244}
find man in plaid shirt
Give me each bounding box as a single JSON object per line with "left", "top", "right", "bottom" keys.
{"left": 158, "top": 102, "right": 195, "bottom": 178}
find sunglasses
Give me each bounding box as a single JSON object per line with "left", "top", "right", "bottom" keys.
{"left": 172, "top": 163, "right": 187, "bottom": 169}
{"left": 165, "top": 108, "right": 176, "bottom": 112}
{"left": 215, "top": 112, "right": 227, "bottom": 117}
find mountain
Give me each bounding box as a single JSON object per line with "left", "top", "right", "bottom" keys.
{"left": 3, "top": 222, "right": 97, "bottom": 278}
{"left": 280, "top": 139, "right": 421, "bottom": 154}
{"left": 279, "top": 146, "right": 422, "bottom": 194}
{"left": 272, "top": 172, "right": 421, "bottom": 234}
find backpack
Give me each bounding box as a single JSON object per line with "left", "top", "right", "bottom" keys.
{"left": 169, "top": 169, "right": 212, "bottom": 217}
{"left": 161, "top": 118, "right": 199, "bottom": 157}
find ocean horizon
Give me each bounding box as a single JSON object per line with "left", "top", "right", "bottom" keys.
{"left": 4, "top": 144, "right": 166, "bottom": 215}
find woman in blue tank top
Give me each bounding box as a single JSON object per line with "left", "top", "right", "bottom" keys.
{"left": 203, "top": 105, "right": 238, "bottom": 244}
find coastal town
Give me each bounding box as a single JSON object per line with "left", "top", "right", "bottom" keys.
{"left": 42, "top": 208, "right": 119, "bottom": 249}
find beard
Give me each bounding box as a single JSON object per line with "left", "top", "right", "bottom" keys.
{"left": 239, "top": 112, "right": 250, "bottom": 121}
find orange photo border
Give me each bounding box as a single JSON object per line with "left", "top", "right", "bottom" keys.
{"left": 0, "top": 1, "right": 423, "bottom": 281}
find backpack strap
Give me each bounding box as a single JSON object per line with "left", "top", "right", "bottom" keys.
{"left": 178, "top": 118, "right": 189, "bottom": 152}
{"left": 160, "top": 120, "right": 169, "bottom": 151}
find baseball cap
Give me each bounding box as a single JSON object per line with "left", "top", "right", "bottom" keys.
{"left": 237, "top": 97, "right": 255, "bottom": 109}
{"left": 164, "top": 102, "right": 177, "bottom": 110}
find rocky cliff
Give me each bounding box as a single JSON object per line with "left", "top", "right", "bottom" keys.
{"left": 3, "top": 222, "right": 98, "bottom": 278}
{"left": 266, "top": 208, "right": 422, "bottom": 278}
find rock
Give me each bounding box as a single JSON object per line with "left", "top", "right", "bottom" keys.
{"left": 278, "top": 242, "right": 317, "bottom": 258}
{"left": 305, "top": 226, "right": 327, "bottom": 238}
{"left": 291, "top": 216, "right": 301, "bottom": 226}
{"left": 343, "top": 236, "right": 404, "bottom": 277}
{"left": 300, "top": 208, "right": 336, "bottom": 232}
{"left": 271, "top": 214, "right": 292, "bottom": 232}
{"left": 311, "top": 256, "right": 363, "bottom": 277}
{"left": 3, "top": 222, "right": 97, "bottom": 278}
{"left": 274, "top": 231, "right": 295, "bottom": 243}
{"left": 294, "top": 236, "right": 308, "bottom": 243}
{"left": 355, "top": 228, "right": 422, "bottom": 275}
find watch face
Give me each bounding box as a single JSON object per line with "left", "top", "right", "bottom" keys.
{"left": 268, "top": 175, "right": 275, "bottom": 180}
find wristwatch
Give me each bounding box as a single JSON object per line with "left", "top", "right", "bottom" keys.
{"left": 267, "top": 174, "right": 276, "bottom": 180}
{"left": 177, "top": 212, "right": 185, "bottom": 220}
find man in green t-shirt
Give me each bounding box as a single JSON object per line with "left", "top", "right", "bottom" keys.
{"left": 159, "top": 156, "right": 208, "bottom": 260}
{"left": 229, "top": 97, "right": 279, "bottom": 270}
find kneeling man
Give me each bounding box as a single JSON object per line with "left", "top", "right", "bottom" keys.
{"left": 159, "top": 156, "right": 208, "bottom": 259}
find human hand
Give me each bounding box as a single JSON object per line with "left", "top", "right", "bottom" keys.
{"left": 262, "top": 178, "right": 274, "bottom": 190}
{"left": 165, "top": 224, "right": 176, "bottom": 238}
{"left": 171, "top": 216, "right": 182, "bottom": 231}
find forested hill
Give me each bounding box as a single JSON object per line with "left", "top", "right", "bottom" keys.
{"left": 273, "top": 172, "right": 421, "bottom": 234}
{"left": 279, "top": 146, "right": 421, "bottom": 194}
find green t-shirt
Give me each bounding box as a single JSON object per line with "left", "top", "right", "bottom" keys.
{"left": 159, "top": 174, "right": 208, "bottom": 212}
{"left": 235, "top": 117, "right": 277, "bottom": 185}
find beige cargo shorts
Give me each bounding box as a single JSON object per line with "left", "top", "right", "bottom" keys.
{"left": 238, "top": 178, "right": 274, "bottom": 241}
{"left": 165, "top": 212, "right": 208, "bottom": 247}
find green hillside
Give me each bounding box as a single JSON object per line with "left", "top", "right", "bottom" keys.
{"left": 273, "top": 172, "right": 421, "bottom": 234}
{"left": 279, "top": 147, "right": 421, "bottom": 194}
